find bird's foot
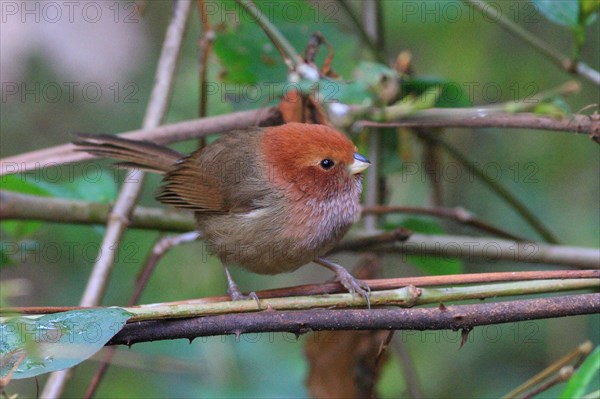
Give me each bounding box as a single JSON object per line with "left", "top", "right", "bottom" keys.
{"left": 223, "top": 264, "right": 260, "bottom": 307}
{"left": 315, "top": 258, "right": 371, "bottom": 308}
{"left": 227, "top": 284, "right": 260, "bottom": 306}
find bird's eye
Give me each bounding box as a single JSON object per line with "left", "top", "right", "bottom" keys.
{"left": 319, "top": 159, "right": 335, "bottom": 170}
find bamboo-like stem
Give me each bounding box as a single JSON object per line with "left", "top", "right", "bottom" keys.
{"left": 111, "top": 278, "right": 600, "bottom": 321}
{"left": 3, "top": 270, "right": 598, "bottom": 316}
{"left": 40, "top": 2, "right": 193, "bottom": 398}
{"left": 6, "top": 278, "right": 584, "bottom": 323}
{"left": 82, "top": 231, "right": 200, "bottom": 399}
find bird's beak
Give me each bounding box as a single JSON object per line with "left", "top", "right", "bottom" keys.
{"left": 348, "top": 153, "right": 371, "bottom": 175}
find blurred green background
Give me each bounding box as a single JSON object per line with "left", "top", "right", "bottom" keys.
{"left": 1, "top": 0, "right": 598, "bottom": 397}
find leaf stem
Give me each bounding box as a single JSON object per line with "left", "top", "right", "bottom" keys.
{"left": 462, "top": 0, "right": 600, "bottom": 85}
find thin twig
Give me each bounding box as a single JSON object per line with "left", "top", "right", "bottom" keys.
{"left": 1, "top": 191, "right": 526, "bottom": 241}
{"left": 361, "top": 0, "right": 387, "bottom": 234}
{"left": 0, "top": 107, "right": 280, "bottom": 176}
{"left": 83, "top": 232, "right": 199, "bottom": 399}
{"left": 336, "top": 233, "right": 599, "bottom": 268}
{"left": 2, "top": 107, "right": 596, "bottom": 177}
{"left": 503, "top": 341, "right": 593, "bottom": 399}
{"left": 108, "top": 294, "right": 600, "bottom": 345}
{"left": 362, "top": 205, "right": 527, "bottom": 241}
{"left": 336, "top": 0, "right": 387, "bottom": 63}
{"left": 517, "top": 368, "right": 573, "bottom": 399}
{"left": 462, "top": 0, "right": 600, "bottom": 85}
{"left": 358, "top": 111, "right": 599, "bottom": 138}
{"left": 40, "top": 1, "right": 193, "bottom": 398}
{"left": 235, "top": 0, "right": 304, "bottom": 71}
{"left": 196, "top": 0, "right": 214, "bottom": 119}
{"left": 2, "top": 191, "right": 597, "bottom": 268}
{"left": 0, "top": 190, "right": 196, "bottom": 232}
{"left": 393, "top": 339, "right": 424, "bottom": 399}
{"left": 417, "top": 132, "right": 560, "bottom": 243}
{"left": 1, "top": 193, "right": 525, "bottom": 241}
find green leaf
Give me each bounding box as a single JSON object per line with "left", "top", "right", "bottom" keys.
{"left": 579, "top": 0, "right": 599, "bottom": 25}
{"left": 560, "top": 346, "right": 600, "bottom": 399}
{"left": 0, "top": 308, "right": 133, "bottom": 380}
{"left": 213, "top": 0, "right": 359, "bottom": 96}
{"left": 386, "top": 218, "right": 464, "bottom": 275}
{"left": 533, "top": 0, "right": 579, "bottom": 27}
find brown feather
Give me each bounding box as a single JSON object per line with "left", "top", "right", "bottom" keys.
{"left": 74, "top": 134, "right": 181, "bottom": 174}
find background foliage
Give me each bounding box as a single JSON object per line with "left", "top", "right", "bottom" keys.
{"left": 1, "top": 0, "right": 598, "bottom": 397}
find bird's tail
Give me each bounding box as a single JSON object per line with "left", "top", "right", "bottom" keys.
{"left": 74, "top": 134, "right": 182, "bottom": 174}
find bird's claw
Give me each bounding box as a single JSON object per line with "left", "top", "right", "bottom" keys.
{"left": 227, "top": 285, "right": 261, "bottom": 308}
{"left": 334, "top": 268, "right": 372, "bottom": 309}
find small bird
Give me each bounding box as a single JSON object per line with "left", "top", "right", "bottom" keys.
{"left": 75, "top": 123, "right": 371, "bottom": 302}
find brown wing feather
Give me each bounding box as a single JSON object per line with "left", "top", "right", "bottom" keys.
{"left": 157, "top": 149, "right": 228, "bottom": 213}
{"left": 74, "top": 134, "right": 181, "bottom": 174}
{"left": 157, "top": 128, "right": 272, "bottom": 214}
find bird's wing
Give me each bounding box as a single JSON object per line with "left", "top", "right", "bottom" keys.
{"left": 157, "top": 129, "right": 272, "bottom": 214}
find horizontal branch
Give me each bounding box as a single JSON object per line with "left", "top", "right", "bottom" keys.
{"left": 5, "top": 270, "right": 597, "bottom": 315}
{"left": 2, "top": 107, "right": 598, "bottom": 178}
{"left": 108, "top": 293, "right": 600, "bottom": 345}
{"left": 336, "top": 233, "right": 600, "bottom": 269}
{"left": 1, "top": 191, "right": 527, "bottom": 241}
{"left": 0, "top": 107, "right": 280, "bottom": 176}
{"left": 358, "top": 111, "right": 599, "bottom": 138}
{"left": 362, "top": 205, "right": 526, "bottom": 241}
{"left": 115, "top": 278, "right": 599, "bottom": 322}
{"left": 0, "top": 190, "right": 195, "bottom": 232}
{"left": 2, "top": 191, "right": 597, "bottom": 268}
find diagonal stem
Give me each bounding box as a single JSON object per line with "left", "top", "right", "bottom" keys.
{"left": 39, "top": 1, "right": 193, "bottom": 398}
{"left": 462, "top": 0, "right": 600, "bottom": 85}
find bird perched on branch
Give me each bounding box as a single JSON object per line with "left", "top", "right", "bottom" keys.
{"left": 75, "top": 123, "right": 371, "bottom": 302}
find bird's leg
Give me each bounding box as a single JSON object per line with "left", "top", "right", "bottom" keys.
{"left": 222, "top": 263, "right": 260, "bottom": 306}
{"left": 314, "top": 257, "right": 371, "bottom": 308}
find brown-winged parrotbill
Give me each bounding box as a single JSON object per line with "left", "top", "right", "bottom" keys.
{"left": 75, "top": 123, "right": 371, "bottom": 301}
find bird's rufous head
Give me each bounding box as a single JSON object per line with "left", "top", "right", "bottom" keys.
{"left": 260, "top": 123, "right": 370, "bottom": 200}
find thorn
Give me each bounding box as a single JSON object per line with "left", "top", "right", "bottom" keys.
{"left": 459, "top": 327, "right": 473, "bottom": 350}
{"left": 234, "top": 330, "right": 242, "bottom": 341}
{"left": 188, "top": 337, "right": 195, "bottom": 344}
{"left": 296, "top": 327, "right": 312, "bottom": 337}
{"left": 438, "top": 303, "right": 447, "bottom": 311}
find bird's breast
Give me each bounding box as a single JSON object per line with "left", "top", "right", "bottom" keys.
{"left": 197, "top": 177, "right": 363, "bottom": 274}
